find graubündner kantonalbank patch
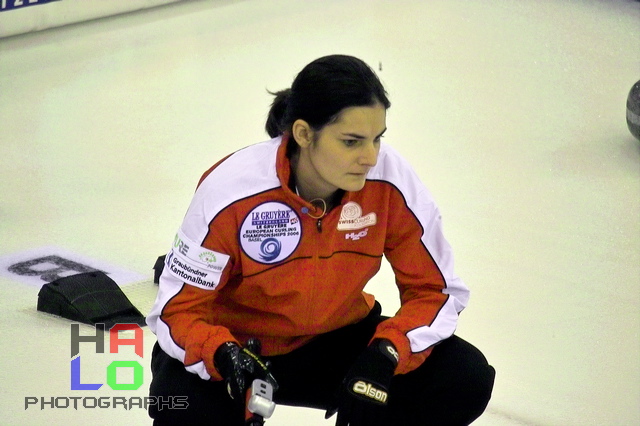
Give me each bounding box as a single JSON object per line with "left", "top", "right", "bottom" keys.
{"left": 240, "top": 202, "right": 302, "bottom": 264}
{"left": 166, "top": 229, "right": 230, "bottom": 290}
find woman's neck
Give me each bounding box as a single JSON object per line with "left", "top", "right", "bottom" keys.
{"left": 290, "top": 151, "right": 341, "bottom": 208}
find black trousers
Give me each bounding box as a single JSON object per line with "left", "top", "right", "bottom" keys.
{"left": 149, "top": 303, "right": 495, "bottom": 425}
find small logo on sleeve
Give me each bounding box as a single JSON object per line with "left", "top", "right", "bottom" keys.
{"left": 166, "top": 230, "right": 230, "bottom": 290}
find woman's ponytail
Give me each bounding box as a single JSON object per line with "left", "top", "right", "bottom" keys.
{"left": 265, "top": 89, "right": 292, "bottom": 138}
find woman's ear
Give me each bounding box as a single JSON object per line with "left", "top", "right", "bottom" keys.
{"left": 292, "top": 119, "right": 314, "bottom": 148}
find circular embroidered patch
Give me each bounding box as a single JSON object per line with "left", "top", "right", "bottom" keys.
{"left": 239, "top": 201, "right": 302, "bottom": 264}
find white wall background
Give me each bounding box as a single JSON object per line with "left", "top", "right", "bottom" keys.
{"left": 0, "top": 0, "right": 186, "bottom": 38}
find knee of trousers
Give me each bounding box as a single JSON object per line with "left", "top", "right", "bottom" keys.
{"left": 440, "top": 340, "right": 496, "bottom": 421}
{"left": 388, "top": 337, "right": 496, "bottom": 423}
{"left": 444, "top": 338, "right": 496, "bottom": 406}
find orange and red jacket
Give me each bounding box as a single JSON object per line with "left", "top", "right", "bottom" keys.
{"left": 147, "top": 136, "right": 469, "bottom": 381}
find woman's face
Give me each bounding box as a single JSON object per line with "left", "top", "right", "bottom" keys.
{"left": 294, "top": 103, "right": 387, "bottom": 200}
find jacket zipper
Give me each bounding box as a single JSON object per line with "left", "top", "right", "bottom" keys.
{"left": 316, "top": 218, "right": 322, "bottom": 233}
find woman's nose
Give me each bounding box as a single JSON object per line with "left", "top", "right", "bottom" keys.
{"left": 359, "top": 141, "right": 379, "bottom": 166}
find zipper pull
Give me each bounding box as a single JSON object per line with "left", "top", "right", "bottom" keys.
{"left": 316, "top": 219, "right": 322, "bottom": 232}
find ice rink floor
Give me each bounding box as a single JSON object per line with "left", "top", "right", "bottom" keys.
{"left": 1, "top": 0, "right": 639, "bottom": 425}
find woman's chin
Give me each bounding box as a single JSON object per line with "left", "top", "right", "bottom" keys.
{"left": 341, "top": 178, "right": 367, "bottom": 193}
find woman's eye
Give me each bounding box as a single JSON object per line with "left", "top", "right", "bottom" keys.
{"left": 343, "top": 139, "right": 359, "bottom": 147}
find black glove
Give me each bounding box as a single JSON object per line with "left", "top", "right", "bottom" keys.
{"left": 214, "top": 340, "right": 278, "bottom": 404}
{"left": 325, "top": 339, "right": 399, "bottom": 426}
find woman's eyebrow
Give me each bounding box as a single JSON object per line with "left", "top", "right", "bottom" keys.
{"left": 341, "top": 128, "right": 387, "bottom": 139}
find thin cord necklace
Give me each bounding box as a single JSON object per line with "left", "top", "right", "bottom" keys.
{"left": 295, "top": 186, "right": 327, "bottom": 219}
{"left": 304, "top": 198, "right": 327, "bottom": 219}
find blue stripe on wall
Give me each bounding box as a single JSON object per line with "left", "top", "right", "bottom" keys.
{"left": 1, "top": 0, "right": 60, "bottom": 12}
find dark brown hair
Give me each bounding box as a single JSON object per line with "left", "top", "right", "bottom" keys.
{"left": 265, "top": 55, "right": 391, "bottom": 143}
